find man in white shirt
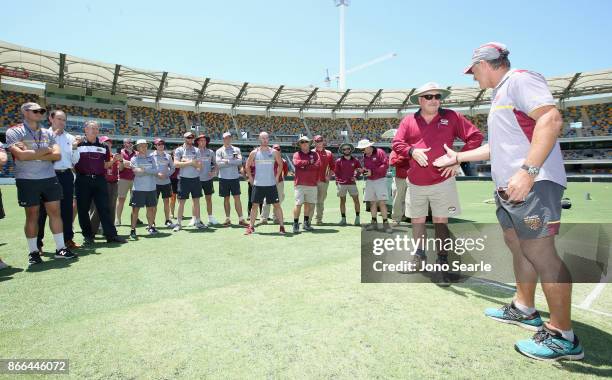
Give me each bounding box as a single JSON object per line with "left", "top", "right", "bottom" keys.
{"left": 37, "top": 109, "right": 81, "bottom": 251}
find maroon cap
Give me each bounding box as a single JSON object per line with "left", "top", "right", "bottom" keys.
{"left": 99, "top": 136, "right": 111, "bottom": 143}
{"left": 153, "top": 138, "right": 165, "bottom": 145}
{"left": 314, "top": 135, "right": 324, "bottom": 142}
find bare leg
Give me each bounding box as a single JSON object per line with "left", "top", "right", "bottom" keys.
{"left": 503, "top": 228, "right": 538, "bottom": 308}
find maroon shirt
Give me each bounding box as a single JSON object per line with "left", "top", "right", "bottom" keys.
{"left": 392, "top": 109, "right": 483, "bottom": 186}
{"left": 293, "top": 150, "right": 320, "bottom": 186}
{"left": 389, "top": 151, "right": 410, "bottom": 179}
{"left": 105, "top": 160, "right": 120, "bottom": 183}
{"left": 313, "top": 148, "right": 334, "bottom": 182}
{"left": 119, "top": 149, "right": 135, "bottom": 180}
{"left": 333, "top": 156, "right": 361, "bottom": 185}
{"left": 75, "top": 138, "right": 111, "bottom": 176}
{"left": 362, "top": 147, "right": 389, "bottom": 181}
{"left": 275, "top": 159, "right": 289, "bottom": 183}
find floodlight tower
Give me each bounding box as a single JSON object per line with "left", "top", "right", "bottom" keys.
{"left": 335, "top": 0, "right": 349, "bottom": 90}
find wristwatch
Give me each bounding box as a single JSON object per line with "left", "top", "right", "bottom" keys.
{"left": 521, "top": 164, "right": 540, "bottom": 177}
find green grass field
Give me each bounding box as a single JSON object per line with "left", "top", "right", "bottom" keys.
{"left": 0, "top": 181, "right": 611, "bottom": 379}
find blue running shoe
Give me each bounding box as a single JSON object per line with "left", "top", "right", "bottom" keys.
{"left": 484, "top": 302, "right": 543, "bottom": 331}
{"left": 515, "top": 325, "right": 584, "bottom": 361}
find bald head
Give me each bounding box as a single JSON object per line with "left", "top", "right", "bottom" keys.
{"left": 259, "top": 131, "right": 269, "bottom": 147}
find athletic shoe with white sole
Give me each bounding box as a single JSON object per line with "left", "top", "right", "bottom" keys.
{"left": 147, "top": 226, "right": 159, "bottom": 235}
{"left": 173, "top": 224, "right": 182, "bottom": 232}
{"left": 54, "top": 247, "right": 76, "bottom": 259}
{"left": 484, "top": 302, "right": 544, "bottom": 331}
{"left": 208, "top": 216, "right": 219, "bottom": 225}
{"left": 28, "top": 251, "right": 43, "bottom": 265}
{"left": 188, "top": 218, "right": 196, "bottom": 227}
{"left": 515, "top": 325, "right": 584, "bottom": 361}
{"left": 0, "top": 260, "right": 8, "bottom": 270}
{"left": 195, "top": 221, "right": 207, "bottom": 229}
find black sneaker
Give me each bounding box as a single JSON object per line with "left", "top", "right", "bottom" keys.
{"left": 83, "top": 237, "right": 95, "bottom": 246}
{"left": 136, "top": 218, "right": 145, "bottom": 226}
{"left": 130, "top": 229, "right": 137, "bottom": 239}
{"left": 432, "top": 255, "right": 451, "bottom": 287}
{"left": 303, "top": 221, "right": 314, "bottom": 231}
{"left": 147, "top": 226, "right": 159, "bottom": 235}
{"left": 54, "top": 247, "right": 76, "bottom": 260}
{"left": 106, "top": 235, "right": 127, "bottom": 244}
{"left": 292, "top": 222, "right": 300, "bottom": 234}
{"left": 28, "top": 251, "right": 43, "bottom": 265}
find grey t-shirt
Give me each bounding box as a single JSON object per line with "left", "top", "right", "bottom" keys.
{"left": 150, "top": 151, "right": 174, "bottom": 185}
{"left": 5, "top": 123, "right": 57, "bottom": 180}
{"left": 488, "top": 70, "right": 566, "bottom": 188}
{"left": 130, "top": 154, "right": 158, "bottom": 192}
{"left": 174, "top": 145, "right": 201, "bottom": 178}
{"left": 253, "top": 147, "right": 277, "bottom": 187}
{"left": 198, "top": 148, "right": 216, "bottom": 182}
{"left": 215, "top": 145, "right": 242, "bottom": 180}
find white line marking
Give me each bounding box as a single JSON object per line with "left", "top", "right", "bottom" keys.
{"left": 579, "top": 273, "right": 610, "bottom": 310}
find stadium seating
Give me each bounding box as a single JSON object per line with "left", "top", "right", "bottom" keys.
{"left": 45, "top": 103, "right": 127, "bottom": 134}
{"left": 0, "top": 90, "right": 39, "bottom": 128}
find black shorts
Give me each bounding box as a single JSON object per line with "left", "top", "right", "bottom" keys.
{"left": 178, "top": 177, "right": 203, "bottom": 199}
{"left": 171, "top": 177, "right": 179, "bottom": 194}
{"left": 251, "top": 185, "right": 279, "bottom": 205}
{"left": 130, "top": 190, "right": 158, "bottom": 208}
{"left": 16, "top": 177, "right": 63, "bottom": 207}
{"left": 495, "top": 180, "right": 564, "bottom": 240}
{"left": 201, "top": 180, "right": 215, "bottom": 196}
{"left": 219, "top": 178, "right": 241, "bottom": 197}
{"left": 0, "top": 188, "right": 5, "bottom": 219}
{"left": 156, "top": 183, "right": 172, "bottom": 199}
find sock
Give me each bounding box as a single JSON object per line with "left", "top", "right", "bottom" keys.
{"left": 53, "top": 233, "right": 66, "bottom": 250}
{"left": 304, "top": 216, "right": 309, "bottom": 222}
{"left": 356, "top": 212, "right": 360, "bottom": 216}
{"left": 27, "top": 238, "right": 38, "bottom": 253}
{"left": 514, "top": 300, "right": 536, "bottom": 315}
{"left": 341, "top": 213, "right": 346, "bottom": 218}
{"left": 293, "top": 218, "right": 298, "bottom": 224}
{"left": 560, "top": 329, "right": 575, "bottom": 342}
{"left": 382, "top": 218, "right": 388, "bottom": 223}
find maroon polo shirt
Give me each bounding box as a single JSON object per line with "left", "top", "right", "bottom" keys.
{"left": 75, "top": 138, "right": 111, "bottom": 176}
{"left": 313, "top": 148, "right": 334, "bottom": 182}
{"left": 293, "top": 150, "right": 320, "bottom": 186}
{"left": 362, "top": 147, "right": 389, "bottom": 181}
{"left": 119, "top": 149, "right": 135, "bottom": 180}
{"left": 334, "top": 156, "right": 361, "bottom": 185}
{"left": 392, "top": 109, "right": 483, "bottom": 186}
{"left": 389, "top": 151, "right": 410, "bottom": 179}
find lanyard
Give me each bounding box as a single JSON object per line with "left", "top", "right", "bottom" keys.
{"left": 24, "top": 123, "right": 43, "bottom": 148}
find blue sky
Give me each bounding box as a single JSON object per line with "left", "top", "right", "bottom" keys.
{"left": 2, "top": 0, "right": 611, "bottom": 90}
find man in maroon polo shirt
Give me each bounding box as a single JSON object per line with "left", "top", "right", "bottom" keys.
{"left": 116, "top": 138, "right": 135, "bottom": 226}
{"left": 292, "top": 136, "right": 320, "bottom": 233}
{"left": 333, "top": 142, "right": 361, "bottom": 226}
{"left": 310, "top": 135, "right": 334, "bottom": 225}
{"left": 357, "top": 139, "right": 391, "bottom": 233}
{"left": 389, "top": 150, "right": 411, "bottom": 226}
{"left": 90, "top": 136, "right": 121, "bottom": 235}
{"left": 392, "top": 82, "right": 483, "bottom": 284}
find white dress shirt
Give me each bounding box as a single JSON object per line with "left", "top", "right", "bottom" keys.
{"left": 53, "top": 129, "right": 80, "bottom": 170}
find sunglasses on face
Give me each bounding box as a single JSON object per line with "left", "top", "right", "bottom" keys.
{"left": 31, "top": 109, "right": 46, "bottom": 114}
{"left": 342, "top": 148, "right": 351, "bottom": 151}
{"left": 420, "top": 94, "right": 442, "bottom": 100}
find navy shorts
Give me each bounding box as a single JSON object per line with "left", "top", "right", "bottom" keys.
{"left": 178, "top": 177, "right": 203, "bottom": 200}
{"left": 201, "top": 180, "right": 215, "bottom": 196}
{"left": 156, "top": 184, "right": 172, "bottom": 199}
{"left": 170, "top": 178, "right": 179, "bottom": 194}
{"left": 16, "top": 177, "right": 63, "bottom": 207}
{"left": 495, "top": 180, "right": 564, "bottom": 240}
{"left": 219, "top": 178, "right": 241, "bottom": 197}
{"left": 130, "top": 190, "right": 157, "bottom": 208}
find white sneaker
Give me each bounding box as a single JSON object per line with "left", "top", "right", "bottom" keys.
{"left": 208, "top": 216, "right": 218, "bottom": 225}
{"left": 188, "top": 218, "right": 196, "bottom": 227}
{"left": 0, "top": 260, "right": 8, "bottom": 270}
{"left": 195, "top": 221, "right": 207, "bottom": 229}
{"left": 173, "top": 224, "right": 182, "bottom": 232}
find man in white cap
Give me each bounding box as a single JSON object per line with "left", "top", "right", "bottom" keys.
{"left": 292, "top": 135, "right": 320, "bottom": 233}
{"left": 357, "top": 139, "right": 391, "bottom": 233}
{"left": 173, "top": 131, "right": 205, "bottom": 231}
{"left": 434, "top": 42, "right": 582, "bottom": 361}
{"left": 333, "top": 142, "right": 361, "bottom": 226}
{"left": 310, "top": 135, "right": 334, "bottom": 225}
{"left": 216, "top": 132, "right": 247, "bottom": 226}
{"left": 392, "top": 82, "right": 483, "bottom": 284}
{"left": 5, "top": 102, "right": 76, "bottom": 265}
{"left": 129, "top": 139, "right": 159, "bottom": 239}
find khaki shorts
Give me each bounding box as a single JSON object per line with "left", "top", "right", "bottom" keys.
{"left": 295, "top": 185, "right": 317, "bottom": 205}
{"left": 409, "top": 177, "right": 461, "bottom": 218}
{"left": 364, "top": 178, "right": 388, "bottom": 202}
{"left": 337, "top": 183, "right": 359, "bottom": 197}
{"left": 117, "top": 179, "right": 133, "bottom": 198}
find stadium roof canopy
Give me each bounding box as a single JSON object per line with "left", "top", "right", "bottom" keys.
{"left": 1, "top": 40, "right": 612, "bottom": 112}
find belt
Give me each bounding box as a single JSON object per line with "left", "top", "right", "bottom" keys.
{"left": 55, "top": 168, "right": 71, "bottom": 173}
{"left": 78, "top": 173, "right": 102, "bottom": 179}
